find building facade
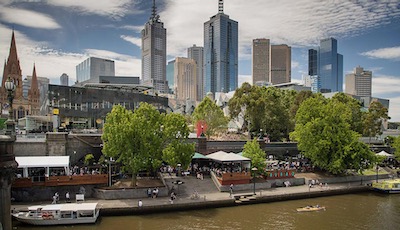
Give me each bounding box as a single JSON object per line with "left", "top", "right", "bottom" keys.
{"left": 309, "top": 38, "right": 343, "bottom": 93}
{"left": 141, "top": 0, "right": 168, "bottom": 94}
{"left": 188, "top": 44, "right": 204, "bottom": 100}
{"left": 252, "top": 38, "right": 270, "bottom": 85}
{"left": 0, "top": 32, "right": 40, "bottom": 120}
{"left": 166, "top": 60, "right": 175, "bottom": 94}
{"left": 204, "top": 0, "right": 238, "bottom": 94}
{"left": 252, "top": 39, "right": 291, "bottom": 85}
{"left": 270, "top": 44, "right": 291, "bottom": 85}
{"left": 76, "top": 57, "right": 115, "bottom": 83}
{"left": 174, "top": 57, "right": 197, "bottom": 101}
{"left": 345, "top": 66, "right": 372, "bottom": 97}
{"left": 60, "top": 73, "right": 69, "bottom": 86}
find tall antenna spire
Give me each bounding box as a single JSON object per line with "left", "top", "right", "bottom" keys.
{"left": 152, "top": 0, "right": 157, "bottom": 19}
{"left": 218, "top": 0, "right": 224, "bottom": 13}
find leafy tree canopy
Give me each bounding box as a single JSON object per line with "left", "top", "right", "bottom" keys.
{"left": 393, "top": 136, "right": 400, "bottom": 161}
{"left": 290, "top": 96, "right": 376, "bottom": 175}
{"left": 242, "top": 139, "right": 266, "bottom": 174}
{"left": 363, "top": 101, "right": 390, "bottom": 137}
{"left": 192, "top": 96, "right": 228, "bottom": 137}
{"left": 102, "top": 103, "right": 194, "bottom": 186}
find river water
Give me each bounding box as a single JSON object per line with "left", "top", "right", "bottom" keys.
{"left": 13, "top": 192, "right": 400, "bottom": 230}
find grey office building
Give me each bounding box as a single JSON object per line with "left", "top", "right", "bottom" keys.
{"left": 76, "top": 57, "right": 115, "bottom": 83}
{"left": 188, "top": 44, "right": 204, "bottom": 100}
{"left": 204, "top": 0, "right": 238, "bottom": 94}
{"left": 60, "top": 73, "right": 69, "bottom": 86}
{"left": 141, "top": 0, "right": 168, "bottom": 93}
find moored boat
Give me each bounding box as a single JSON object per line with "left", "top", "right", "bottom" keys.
{"left": 12, "top": 202, "right": 99, "bottom": 226}
{"left": 372, "top": 179, "right": 400, "bottom": 194}
{"left": 296, "top": 205, "right": 325, "bottom": 212}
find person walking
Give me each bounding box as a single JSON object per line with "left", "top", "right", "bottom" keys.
{"left": 138, "top": 200, "right": 143, "bottom": 208}
{"left": 229, "top": 184, "right": 234, "bottom": 197}
{"left": 65, "top": 192, "right": 70, "bottom": 203}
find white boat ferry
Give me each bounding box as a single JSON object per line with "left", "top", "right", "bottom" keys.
{"left": 12, "top": 202, "right": 99, "bottom": 226}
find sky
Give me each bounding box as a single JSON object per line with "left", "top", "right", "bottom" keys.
{"left": 0, "top": 0, "right": 399, "bottom": 121}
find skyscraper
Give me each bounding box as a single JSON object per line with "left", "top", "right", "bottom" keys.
{"left": 76, "top": 57, "right": 115, "bottom": 83}
{"left": 174, "top": 57, "right": 197, "bottom": 101}
{"left": 270, "top": 44, "right": 291, "bottom": 85}
{"left": 60, "top": 73, "right": 69, "bottom": 86}
{"left": 252, "top": 38, "right": 270, "bottom": 85}
{"left": 345, "top": 66, "right": 372, "bottom": 97}
{"left": 252, "top": 39, "right": 291, "bottom": 85}
{"left": 141, "top": 0, "right": 168, "bottom": 93}
{"left": 309, "top": 38, "right": 343, "bottom": 93}
{"left": 166, "top": 60, "right": 175, "bottom": 94}
{"left": 204, "top": 0, "right": 238, "bottom": 94}
{"left": 188, "top": 44, "right": 204, "bottom": 100}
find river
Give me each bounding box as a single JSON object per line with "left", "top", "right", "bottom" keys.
{"left": 12, "top": 192, "right": 400, "bottom": 230}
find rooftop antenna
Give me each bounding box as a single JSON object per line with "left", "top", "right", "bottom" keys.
{"left": 152, "top": 0, "right": 157, "bottom": 19}
{"left": 218, "top": 0, "right": 224, "bottom": 14}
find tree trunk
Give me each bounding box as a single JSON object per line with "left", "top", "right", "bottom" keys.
{"left": 131, "top": 174, "right": 137, "bottom": 187}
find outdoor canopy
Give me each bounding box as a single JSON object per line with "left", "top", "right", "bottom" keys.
{"left": 376, "top": 151, "right": 394, "bottom": 158}
{"left": 206, "top": 151, "right": 250, "bottom": 162}
{"left": 15, "top": 156, "right": 70, "bottom": 177}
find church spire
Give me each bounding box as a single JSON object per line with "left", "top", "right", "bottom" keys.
{"left": 8, "top": 30, "right": 19, "bottom": 64}
{"left": 28, "top": 63, "right": 40, "bottom": 115}
{"left": 30, "top": 64, "right": 39, "bottom": 90}
{"left": 2, "top": 30, "right": 22, "bottom": 99}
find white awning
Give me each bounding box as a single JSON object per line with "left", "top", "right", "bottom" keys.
{"left": 207, "top": 151, "right": 250, "bottom": 162}
{"left": 15, "top": 156, "right": 70, "bottom": 168}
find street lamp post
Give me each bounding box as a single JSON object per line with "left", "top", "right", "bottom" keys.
{"left": 108, "top": 157, "right": 114, "bottom": 187}
{"left": 5, "top": 76, "right": 16, "bottom": 136}
{"left": 376, "top": 164, "right": 379, "bottom": 183}
{"left": 252, "top": 167, "right": 258, "bottom": 195}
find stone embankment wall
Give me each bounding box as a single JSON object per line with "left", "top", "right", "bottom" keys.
{"left": 11, "top": 184, "right": 105, "bottom": 202}
{"left": 94, "top": 187, "right": 168, "bottom": 200}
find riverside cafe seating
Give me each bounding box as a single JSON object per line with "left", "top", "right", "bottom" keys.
{"left": 206, "top": 151, "right": 252, "bottom": 185}
{"left": 13, "top": 156, "right": 107, "bottom": 188}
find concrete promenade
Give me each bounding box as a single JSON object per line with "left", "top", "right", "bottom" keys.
{"left": 12, "top": 181, "right": 372, "bottom": 216}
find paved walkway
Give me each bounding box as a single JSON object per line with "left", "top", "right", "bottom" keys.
{"left": 11, "top": 180, "right": 372, "bottom": 213}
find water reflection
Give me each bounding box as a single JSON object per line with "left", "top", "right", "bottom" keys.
{"left": 13, "top": 193, "right": 400, "bottom": 230}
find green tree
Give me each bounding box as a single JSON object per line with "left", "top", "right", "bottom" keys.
{"left": 228, "top": 83, "right": 293, "bottom": 141}
{"left": 242, "top": 139, "right": 266, "bottom": 174}
{"left": 162, "top": 112, "right": 195, "bottom": 170}
{"left": 393, "top": 136, "right": 400, "bottom": 161}
{"left": 84, "top": 153, "right": 94, "bottom": 166}
{"left": 290, "top": 96, "right": 376, "bottom": 175}
{"left": 363, "top": 101, "right": 390, "bottom": 138}
{"left": 192, "top": 96, "right": 228, "bottom": 137}
{"left": 331, "top": 92, "right": 364, "bottom": 134}
{"left": 102, "top": 103, "right": 194, "bottom": 186}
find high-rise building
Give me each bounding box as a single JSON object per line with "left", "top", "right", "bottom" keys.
{"left": 174, "top": 57, "right": 197, "bottom": 101}
{"left": 0, "top": 31, "right": 40, "bottom": 119}
{"left": 252, "top": 39, "right": 291, "bottom": 85}
{"left": 141, "top": 0, "right": 168, "bottom": 93}
{"left": 204, "top": 0, "right": 238, "bottom": 94}
{"left": 166, "top": 60, "right": 175, "bottom": 94}
{"left": 252, "top": 38, "right": 270, "bottom": 85}
{"left": 60, "top": 73, "right": 69, "bottom": 86}
{"left": 188, "top": 44, "right": 204, "bottom": 100}
{"left": 76, "top": 57, "right": 115, "bottom": 83}
{"left": 308, "top": 38, "right": 343, "bottom": 93}
{"left": 345, "top": 66, "right": 372, "bottom": 97}
{"left": 270, "top": 45, "right": 291, "bottom": 85}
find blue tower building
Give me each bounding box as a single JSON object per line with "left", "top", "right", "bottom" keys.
{"left": 308, "top": 38, "right": 343, "bottom": 93}
{"left": 203, "top": 0, "right": 238, "bottom": 95}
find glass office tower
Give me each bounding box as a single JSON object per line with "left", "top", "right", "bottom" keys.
{"left": 204, "top": 0, "right": 238, "bottom": 95}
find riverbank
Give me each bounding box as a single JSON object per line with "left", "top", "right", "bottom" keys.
{"left": 12, "top": 181, "right": 373, "bottom": 217}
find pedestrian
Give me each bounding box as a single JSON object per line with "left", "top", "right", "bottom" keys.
{"left": 147, "top": 188, "right": 152, "bottom": 198}
{"left": 170, "top": 192, "right": 176, "bottom": 204}
{"left": 55, "top": 192, "right": 59, "bottom": 204}
{"left": 65, "top": 192, "right": 70, "bottom": 203}
{"left": 52, "top": 195, "right": 57, "bottom": 204}
{"left": 138, "top": 199, "right": 143, "bottom": 208}
{"left": 229, "top": 183, "right": 234, "bottom": 197}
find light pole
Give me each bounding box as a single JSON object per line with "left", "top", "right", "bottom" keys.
{"left": 376, "top": 164, "right": 379, "bottom": 183}
{"left": 108, "top": 157, "right": 114, "bottom": 187}
{"left": 252, "top": 167, "right": 258, "bottom": 195}
{"left": 5, "top": 76, "right": 16, "bottom": 136}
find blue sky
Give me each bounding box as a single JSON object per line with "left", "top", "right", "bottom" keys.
{"left": 0, "top": 0, "right": 399, "bottom": 121}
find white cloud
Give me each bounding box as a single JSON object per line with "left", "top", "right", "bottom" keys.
{"left": 120, "top": 35, "right": 141, "bottom": 47}
{"left": 361, "top": 46, "right": 400, "bottom": 60}
{"left": 238, "top": 75, "right": 251, "bottom": 87}
{"left": 119, "top": 25, "right": 143, "bottom": 32}
{"left": 47, "top": 0, "right": 136, "bottom": 18}
{"left": 291, "top": 61, "right": 300, "bottom": 69}
{"left": 162, "top": 0, "right": 400, "bottom": 57}
{"left": 372, "top": 75, "right": 400, "bottom": 96}
{"left": 0, "top": 6, "right": 61, "bottom": 29}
